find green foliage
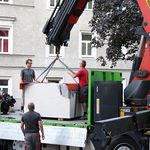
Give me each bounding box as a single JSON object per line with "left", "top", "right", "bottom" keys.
{"left": 90, "top": 0, "right": 142, "bottom": 67}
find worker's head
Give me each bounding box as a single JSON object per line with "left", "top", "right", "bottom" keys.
{"left": 80, "top": 60, "right": 86, "bottom": 68}
{"left": 28, "top": 102, "right": 35, "bottom": 112}
{"left": 26, "top": 59, "right": 32, "bottom": 69}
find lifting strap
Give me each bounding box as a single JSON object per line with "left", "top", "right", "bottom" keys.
{"left": 35, "top": 57, "right": 77, "bottom": 83}
{"left": 58, "top": 59, "right": 74, "bottom": 74}
{"left": 36, "top": 57, "right": 58, "bottom": 82}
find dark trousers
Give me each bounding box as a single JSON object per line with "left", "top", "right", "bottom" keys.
{"left": 79, "top": 85, "right": 88, "bottom": 103}
{"left": 25, "top": 133, "right": 41, "bottom": 150}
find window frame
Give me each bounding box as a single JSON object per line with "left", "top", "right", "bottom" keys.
{"left": 85, "top": 0, "right": 94, "bottom": 11}
{"left": 46, "top": 44, "right": 65, "bottom": 58}
{"left": 79, "top": 31, "right": 96, "bottom": 58}
{"left": 48, "top": 0, "right": 62, "bottom": 8}
{"left": 0, "top": 78, "right": 12, "bottom": 95}
{"left": 46, "top": 77, "right": 63, "bottom": 83}
{"left": 48, "top": 0, "right": 93, "bottom": 10}
{"left": 0, "top": 0, "right": 13, "bottom": 4}
{"left": 0, "top": 29, "right": 9, "bottom": 53}
{"left": 0, "top": 21, "right": 13, "bottom": 54}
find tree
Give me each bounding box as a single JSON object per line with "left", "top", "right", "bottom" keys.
{"left": 90, "top": 0, "right": 143, "bottom": 67}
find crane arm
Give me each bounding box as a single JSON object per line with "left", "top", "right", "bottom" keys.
{"left": 137, "top": 0, "right": 150, "bottom": 33}
{"left": 136, "top": 0, "right": 150, "bottom": 40}
{"left": 43, "top": 0, "right": 89, "bottom": 47}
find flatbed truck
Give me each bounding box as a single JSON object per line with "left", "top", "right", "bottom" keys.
{"left": 0, "top": 70, "right": 150, "bottom": 150}
{"left": 1, "top": 0, "right": 150, "bottom": 149}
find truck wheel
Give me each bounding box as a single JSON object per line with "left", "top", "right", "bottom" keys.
{"left": 108, "top": 137, "right": 140, "bottom": 150}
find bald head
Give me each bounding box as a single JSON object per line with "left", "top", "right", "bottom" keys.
{"left": 28, "top": 103, "right": 35, "bottom": 111}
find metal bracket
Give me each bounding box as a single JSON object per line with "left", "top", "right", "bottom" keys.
{"left": 136, "top": 27, "right": 150, "bottom": 40}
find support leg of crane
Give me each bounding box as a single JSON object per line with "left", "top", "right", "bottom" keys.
{"left": 66, "top": 146, "right": 70, "bottom": 150}
{"left": 79, "top": 147, "right": 83, "bottom": 150}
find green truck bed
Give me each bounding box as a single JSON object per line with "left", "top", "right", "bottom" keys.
{"left": 0, "top": 111, "right": 88, "bottom": 128}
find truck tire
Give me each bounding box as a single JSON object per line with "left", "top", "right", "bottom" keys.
{"left": 108, "top": 136, "right": 140, "bottom": 150}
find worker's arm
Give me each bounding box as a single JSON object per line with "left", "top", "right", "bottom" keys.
{"left": 20, "top": 121, "right": 25, "bottom": 136}
{"left": 68, "top": 72, "right": 77, "bottom": 78}
{"left": 38, "top": 120, "right": 45, "bottom": 140}
{"left": 68, "top": 70, "right": 82, "bottom": 78}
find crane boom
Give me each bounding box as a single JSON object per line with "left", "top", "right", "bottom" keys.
{"left": 43, "top": 0, "right": 89, "bottom": 47}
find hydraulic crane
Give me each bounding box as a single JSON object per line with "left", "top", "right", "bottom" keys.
{"left": 42, "top": 0, "right": 150, "bottom": 149}
{"left": 43, "top": 0, "right": 150, "bottom": 107}
{"left": 2, "top": 1, "right": 150, "bottom": 150}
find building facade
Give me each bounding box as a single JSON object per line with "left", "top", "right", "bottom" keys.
{"left": 0, "top": 0, "right": 132, "bottom": 108}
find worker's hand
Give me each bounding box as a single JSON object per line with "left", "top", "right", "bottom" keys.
{"left": 42, "top": 134, "right": 45, "bottom": 140}
{"left": 35, "top": 80, "right": 41, "bottom": 83}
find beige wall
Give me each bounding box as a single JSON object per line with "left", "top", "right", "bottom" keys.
{"left": 13, "top": 0, "right": 34, "bottom": 6}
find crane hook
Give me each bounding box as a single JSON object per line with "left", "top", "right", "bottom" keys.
{"left": 56, "top": 46, "right": 60, "bottom": 58}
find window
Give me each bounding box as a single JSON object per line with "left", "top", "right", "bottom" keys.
{"left": 0, "top": 20, "right": 13, "bottom": 54}
{"left": 0, "top": 79, "right": 9, "bottom": 94}
{"left": 0, "top": 78, "right": 12, "bottom": 95}
{"left": 80, "top": 32, "right": 96, "bottom": 58}
{"left": 49, "top": 44, "right": 56, "bottom": 54}
{"left": 49, "top": 0, "right": 62, "bottom": 7}
{"left": 85, "top": 0, "right": 93, "bottom": 10}
{"left": 0, "top": 0, "right": 12, "bottom": 4}
{"left": 46, "top": 44, "right": 65, "bottom": 57}
{"left": 47, "top": 77, "right": 63, "bottom": 83}
{"left": 82, "top": 33, "right": 92, "bottom": 56}
{"left": 81, "top": 33, "right": 92, "bottom": 56}
{"left": 0, "top": 29, "right": 9, "bottom": 53}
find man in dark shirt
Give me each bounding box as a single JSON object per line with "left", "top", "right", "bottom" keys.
{"left": 21, "top": 103, "right": 45, "bottom": 150}
{"left": 69, "top": 60, "right": 88, "bottom": 119}
{"left": 21, "top": 59, "right": 35, "bottom": 83}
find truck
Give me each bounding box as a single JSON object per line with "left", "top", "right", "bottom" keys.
{"left": 1, "top": 0, "right": 150, "bottom": 150}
